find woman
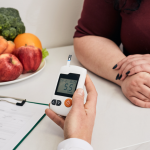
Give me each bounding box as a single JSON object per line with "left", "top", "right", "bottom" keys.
{"left": 74, "top": 0, "right": 150, "bottom": 108}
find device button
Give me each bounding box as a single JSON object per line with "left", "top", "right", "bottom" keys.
{"left": 51, "top": 99, "right": 56, "bottom": 105}
{"left": 56, "top": 100, "right": 62, "bottom": 106}
{"left": 64, "top": 99, "right": 72, "bottom": 107}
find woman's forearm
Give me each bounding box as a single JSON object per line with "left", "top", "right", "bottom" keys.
{"left": 74, "top": 36, "right": 126, "bottom": 86}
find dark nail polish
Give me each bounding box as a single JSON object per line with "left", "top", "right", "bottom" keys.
{"left": 126, "top": 71, "right": 130, "bottom": 75}
{"left": 116, "top": 73, "right": 119, "bottom": 80}
{"left": 113, "top": 64, "right": 117, "bottom": 69}
{"left": 119, "top": 74, "right": 122, "bottom": 80}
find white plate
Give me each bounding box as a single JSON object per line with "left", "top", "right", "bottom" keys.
{"left": 0, "top": 59, "right": 46, "bottom": 86}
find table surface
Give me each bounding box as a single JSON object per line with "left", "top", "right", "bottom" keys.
{"left": 1, "top": 46, "right": 150, "bottom": 150}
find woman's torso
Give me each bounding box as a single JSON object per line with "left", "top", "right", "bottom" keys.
{"left": 74, "top": 0, "right": 150, "bottom": 55}
{"left": 120, "top": 0, "right": 150, "bottom": 55}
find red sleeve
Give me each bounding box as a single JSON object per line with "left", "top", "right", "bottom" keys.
{"left": 74, "top": 0, "right": 122, "bottom": 46}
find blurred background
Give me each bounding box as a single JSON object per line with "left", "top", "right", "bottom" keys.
{"left": 1, "top": 0, "right": 84, "bottom": 48}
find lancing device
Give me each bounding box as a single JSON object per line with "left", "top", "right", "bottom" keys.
{"left": 50, "top": 55, "right": 87, "bottom": 116}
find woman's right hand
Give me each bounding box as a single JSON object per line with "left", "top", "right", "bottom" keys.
{"left": 121, "top": 72, "right": 150, "bottom": 108}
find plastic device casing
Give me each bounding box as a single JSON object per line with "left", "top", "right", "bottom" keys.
{"left": 50, "top": 65, "right": 87, "bottom": 116}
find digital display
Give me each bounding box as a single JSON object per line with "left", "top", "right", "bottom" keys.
{"left": 57, "top": 78, "right": 77, "bottom": 95}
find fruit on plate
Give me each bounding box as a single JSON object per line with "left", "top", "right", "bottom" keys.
{"left": 14, "top": 33, "right": 42, "bottom": 51}
{"left": 0, "top": 54, "right": 23, "bottom": 82}
{"left": 16, "top": 45, "right": 42, "bottom": 74}
{"left": 0, "top": 36, "right": 8, "bottom": 54}
{"left": 3, "top": 41, "right": 15, "bottom": 54}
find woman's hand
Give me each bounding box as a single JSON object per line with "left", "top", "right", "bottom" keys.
{"left": 45, "top": 75, "right": 98, "bottom": 144}
{"left": 121, "top": 72, "right": 150, "bottom": 108}
{"left": 113, "top": 54, "right": 150, "bottom": 80}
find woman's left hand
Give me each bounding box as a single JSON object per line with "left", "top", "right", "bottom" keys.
{"left": 113, "top": 54, "right": 150, "bottom": 80}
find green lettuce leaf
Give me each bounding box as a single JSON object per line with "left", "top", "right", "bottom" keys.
{"left": 42, "top": 48, "right": 49, "bottom": 61}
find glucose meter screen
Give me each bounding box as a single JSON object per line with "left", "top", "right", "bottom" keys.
{"left": 57, "top": 78, "right": 77, "bottom": 95}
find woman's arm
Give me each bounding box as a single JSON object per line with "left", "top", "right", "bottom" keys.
{"left": 74, "top": 35, "right": 126, "bottom": 86}
{"left": 74, "top": 36, "right": 150, "bottom": 108}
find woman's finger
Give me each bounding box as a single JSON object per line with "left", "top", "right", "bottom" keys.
{"left": 120, "top": 60, "right": 148, "bottom": 80}
{"left": 138, "top": 84, "right": 150, "bottom": 100}
{"left": 84, "top": 74, "right": 97, "bottom": 113}
{"left": 45, "top": 108, "right": 65, "bottom": 129}
{"left": 48, "top": 103, "right": 66, "bottom": 119}
{"left": 129, "top": 97, "right": 150, "bottom": 108}
{"left": 113, "top": 54, "right": 142, "bottom": 70}
{"left": 128, "top": 64, "right": 150, "bottom": 76}
{"left": 143, "top": 74, "right": 150, "bottom": 89}
{"left": 135, "top": 91, "right": 150, "bottom": 102}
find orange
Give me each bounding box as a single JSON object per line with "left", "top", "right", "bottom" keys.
{"left": 14, "top": 33, "right": 42, "bottom": 51}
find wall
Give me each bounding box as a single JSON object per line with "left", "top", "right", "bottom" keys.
{"left": 1, "top": 0, "right": 84, "bottom": 49}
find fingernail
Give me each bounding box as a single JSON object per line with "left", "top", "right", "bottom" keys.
{"left": 112, "top": 64, "right": 117, "bottom": 69}
{"left": 119, "top": 74, "right": 122, "bottom": 80}
{"left": 116, "top": 73, "right": 119, "bottom": 80}
{"left": 126, "top": 71, "right": 130, "bottom": 75}
{"left": 77, "top": 89, "right": 84, "bottom": 96}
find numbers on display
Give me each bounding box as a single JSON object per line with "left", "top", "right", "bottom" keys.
{"left": 64, "top": 83, "right": 73, "bottom": 91}
{"left": 69, "top": 84, "right": 73, "bottom": 91}
{"left": 64, "top": 83, "right": 68, "bottom": 90}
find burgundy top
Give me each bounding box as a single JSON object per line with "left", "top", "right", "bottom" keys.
{"left": 74, "top": 0, "right": 150, "bottom": 56}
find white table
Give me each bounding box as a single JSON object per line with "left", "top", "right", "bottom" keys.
{"left": 1, "top": 46, "right": 150, "bottom": 150}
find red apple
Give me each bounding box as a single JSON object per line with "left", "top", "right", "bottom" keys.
{"left": 0, "top": 54, "right": 23, "bottom": 82}
{"left": 16, "top": 45, "right": 42, "bottom": 74}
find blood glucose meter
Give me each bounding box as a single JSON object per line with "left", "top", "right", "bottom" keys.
{"left": 50, "top": 55, "right": 87, "bottom": 116}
